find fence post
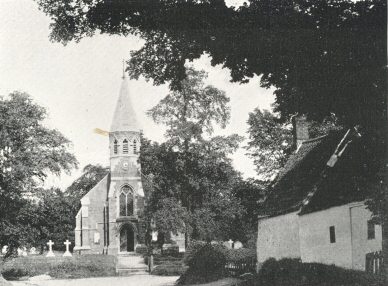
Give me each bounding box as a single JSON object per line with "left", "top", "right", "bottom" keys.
{"left": 149, "top": 254, "right": 154, "bottom": 273}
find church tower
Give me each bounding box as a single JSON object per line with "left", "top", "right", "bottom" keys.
{"left": 106, "top": 74, "right": 145, "bottom": 254}
{"left": 74, "top": 72, "right": 146, "bottom": 255}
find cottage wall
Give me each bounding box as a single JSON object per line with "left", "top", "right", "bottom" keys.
{"left": 299, "top": 204, "right": 353, "bottom": 268}
{"left": 349, "top": 204, "right": 382, "bottom": 270}
{"left": 257, "top": 212, "right": 301, "bottom": 266}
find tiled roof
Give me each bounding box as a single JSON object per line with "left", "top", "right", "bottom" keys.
{"left": 261, "top": 130, "right": 368, "bottom": 217}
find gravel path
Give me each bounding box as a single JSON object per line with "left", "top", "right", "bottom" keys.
{"left": 11, "top": 275, "right": 179, "bottom": 286}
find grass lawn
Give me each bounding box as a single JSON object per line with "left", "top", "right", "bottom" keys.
{"left": 1, "top": 253, "right": 117, "bottom": 280}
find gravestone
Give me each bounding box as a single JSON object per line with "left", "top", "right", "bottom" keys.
{"left": 224, "top": 239, "right": 233, "bottom": 249}
{"left": 17, "top": 248, "right": 23, "bottom": 256}
{"left": 1, "top": 245, "right": 8, "bottom": 255}
{"left": 46, "top": 240, "right": 55, "bottom": 257}
{"left": 151, "top": 231, "right": 158, "bottom": 242}
{"left": 29, "top": 247, "right": 37, "bottom": 255}
{"left": 22, "top": 247, "right": 28, "bottom": 256}
{"left": 234, "top": 241, "right": 243, "bottom": 249}
{"left": 63, "top": 240, "right": 72, "bottom": 257}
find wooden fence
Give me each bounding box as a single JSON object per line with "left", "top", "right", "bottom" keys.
{"left": 365, "top": 251, "right": 383, "bottom": 275}
{"left": 225, "top": 258, "right": 257, "bottom": 277}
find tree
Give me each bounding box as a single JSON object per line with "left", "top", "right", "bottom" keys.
{"left": 246, "top": 109, "right": 342, "bottom": 179}
{"left": 139, "top": 69, "right": 244, "bottom": 243}
{"left": 0, "top": 92, "right": 78, "bottom": 257}
{"left": 18, "top": 188, "right": 76, "bottom": 253}
{"left": 148, "top": 67, "right": 230, "bottom": 148}
{"left": 246, "top": 109, "right": 293, "bottom": 180}
{"left": 36, "top": 0, "right": 386, "bottom": 125}
{"left": 36, "top": 0, "right": 387, "bottom": 275}
{"left": 65, "top": 164, "right": 108, "bottom": 212}
{"left": 140, "top": 135, "right": 245, "bottom": 244}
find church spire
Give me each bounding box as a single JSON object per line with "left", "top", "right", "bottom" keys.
{"left": 110, "top": 70, "right": 141, "bottom": 133}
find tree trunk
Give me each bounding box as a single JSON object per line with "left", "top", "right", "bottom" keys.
{"left": 382, "top": 30, "right": 388, "bottom": 281}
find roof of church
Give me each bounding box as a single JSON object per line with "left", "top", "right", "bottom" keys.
{"left": 110, "top": 76, "right": 141, "bottom": 132}
{"left": 261, "top": 130, "right": 369, "bottom": 217}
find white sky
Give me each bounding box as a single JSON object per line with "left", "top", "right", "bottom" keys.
{"left": 0, "top": 0, "right": 275, "bottom": 189}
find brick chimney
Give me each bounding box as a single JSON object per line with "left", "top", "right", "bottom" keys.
{"left": 292, "top": 115, "right": 310, "bottom": 148}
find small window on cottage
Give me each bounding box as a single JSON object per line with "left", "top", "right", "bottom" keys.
{"left": 113, "top": 140, "right": 118, "bottom": 154}
{"left": 123, "top": 139, "right": 128, "bottom": 154}
{"left": 133, "top": 140, "right": 137, "bottom": 154}
{"left": 329, "top": 226, "right": 336, "bottom": 243}
{"left": 367, "top": 220, "right": 375, "bottom": 240}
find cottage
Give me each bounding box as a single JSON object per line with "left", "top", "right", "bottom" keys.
{"left": 257, "top": 118, "right": 382, "bottom": 271}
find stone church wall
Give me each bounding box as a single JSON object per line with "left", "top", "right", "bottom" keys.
{"left": 74, "top": 175, "right": 109, "bottom": 254}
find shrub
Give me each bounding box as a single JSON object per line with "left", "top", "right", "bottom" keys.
{"left": 177, "top": 243, "right": 227, "bottom": 285}
{"left": 151, "top": 263, "right": 187, "bottom": 276}
{"left": 1, "top": 268, "right": 29, "bottom": 280}
{"left": 256, "top": 258, "right": 385, "bottom": 286}
{"left": 224, "top": 248, "right": 256, "bottom": 262}
{"left": 135, "top": 244, "right": 148, "bottom": 255}
{"left": 162, "top": 244, "right": 180, "bottom": 256}
{"left": 182, "top": 240, "right": 206, "bottom": 265}
{"left": 1, "top": 255, "right": 116, "bottom": 280}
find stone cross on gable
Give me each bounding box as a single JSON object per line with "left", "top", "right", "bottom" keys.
{"left": 63, "top": 240, "right": 72, "bottom": 257}
{"left": 46, "top": 240, "right": 55, "bottom": 257}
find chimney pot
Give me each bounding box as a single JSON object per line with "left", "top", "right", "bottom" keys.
{"left": 292, "top": 115, "right": 310, "bottom": 148}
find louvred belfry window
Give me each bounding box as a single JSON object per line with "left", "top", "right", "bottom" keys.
{"left": 119, "top": 185, "right": 134, "bottom": 216}
{"left": 133, "top": 140, "right": 137, "bottom": 154}
{"left": 123, "top": 139, "right": 128, "bottom": 154}
{"left": 113, "top": 140, "right": 118, "bottom": 154}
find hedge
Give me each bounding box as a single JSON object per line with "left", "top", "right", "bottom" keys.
{"left": 256, "top": 258, "right": 385, "bottom": 286}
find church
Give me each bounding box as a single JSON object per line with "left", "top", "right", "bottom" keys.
{"left": 73, "top": 74, "right": 147, "bottom": 255}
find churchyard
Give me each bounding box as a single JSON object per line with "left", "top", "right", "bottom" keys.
{"left": 1, "top": 252, "right": 116, "bottom": 281}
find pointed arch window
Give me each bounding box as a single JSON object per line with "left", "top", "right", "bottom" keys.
{"left": 123, "top": 139, "right": 128, "bottom": 154}
{"left": 133, "top": 139, "right": 137, "bottom": 154}
{"left": 113, "top": 140, "right": 118, "bottom": 154}
{"left": 119, "top": 185, "right": 134, "bottom": 216}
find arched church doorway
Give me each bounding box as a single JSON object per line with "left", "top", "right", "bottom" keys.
{"left": 119, "top": 224, "right": 135, "bottom": 252}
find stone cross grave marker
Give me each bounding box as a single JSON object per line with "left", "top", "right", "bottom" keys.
{"left": 63, "top": 240, "right": 72, "bottom": 257}
{"left": 46, "top": 240, "right": 55, "bottom": 257}
{"left": 228, "top": 239, "right": 234, "bottom": 249}
{"left": 223, "top": 239, "right": 233, "bottom": 249}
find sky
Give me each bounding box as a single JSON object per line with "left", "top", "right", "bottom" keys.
{"left": 0, "top": 0, "right": 275, "bottom": 189}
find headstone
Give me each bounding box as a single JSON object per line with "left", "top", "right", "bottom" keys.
{"left": 234, "top": 241, "right": 243, "bottom": 249}
{"left": 46, "top": 240, "right": 55, "bottom": 257}
{"left": 1, "top": 245, "right": 8, "bottom": 255}
{"left": 63, "top": 240, "right": 72, "bottom": 257}
{"left": 224, "top": 239, "right": 233, "bottom": 249}
{"left": 17, "top": 248, "right": 23, "bottom": 256}
{"left": 151, "top": 231, "right": 158, "bottom": 242}
{"left": 22, "top": 247, "right": 28, "bottom": 256}
{"left": 29, "top": 247, "right": 37, "bottom": 255}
